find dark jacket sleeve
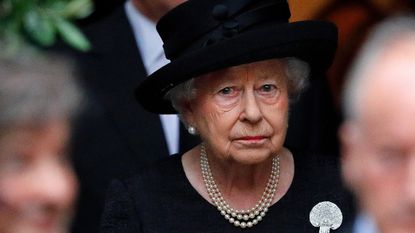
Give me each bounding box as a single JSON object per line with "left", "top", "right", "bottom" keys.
{"left": 101, "top": 179, "right": 140, "bottom": 233}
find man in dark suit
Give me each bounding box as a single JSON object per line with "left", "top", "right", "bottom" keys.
{"left": 70, "top": 1, "right": 193, "bottom": 232}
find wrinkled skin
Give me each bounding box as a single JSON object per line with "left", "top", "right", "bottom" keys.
{"left": 184, "top": 59, "right": 289, "bottom": 166}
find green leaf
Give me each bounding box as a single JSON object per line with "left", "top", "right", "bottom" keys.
{"left": 24, "top": 10, "right": 56, "bottom": 46}
{"left": 63, "top": 0, "right": 93, "bottom": 19}
{"left": 1, "top": 0, "right": 93, "bottom": 51}
{"left": 49, "top": 0, "right": 67, "bottom": 10}
{"left": 55, "top": 19, "right": 90, "bottom": 51}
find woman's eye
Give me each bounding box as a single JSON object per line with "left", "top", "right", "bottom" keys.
{"left": 258, "top": 84, "right": 278, "bottom": 96}
{"left": 260, "top": 84, "right": 276, "bottom": 92}
{"left": 218, "top": 87, "right": 235, "bottom": 95}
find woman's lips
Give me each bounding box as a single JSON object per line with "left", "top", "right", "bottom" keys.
{"left": 235, "top": 136, "right": 269, "bottom": 147}
{"left": 238, "top": 136, "right": 266, "bottom": 141}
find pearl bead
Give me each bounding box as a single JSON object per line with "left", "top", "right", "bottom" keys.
{"left": 200, "top": 144, "right": 280, "bottom": 229}
{"left": 240, "top": 222, "right": 246, "bottom": 228}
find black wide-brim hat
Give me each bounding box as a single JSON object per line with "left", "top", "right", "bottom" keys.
{"left": 136, "top": 0, "right": 338, "bottom": 114}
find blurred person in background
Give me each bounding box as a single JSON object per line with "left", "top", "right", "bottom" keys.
{"left": 340, "top": 16, "right": 415, "bottom": 233}
{"left": 0, "top": 50, "right": 82, "bottom": 233}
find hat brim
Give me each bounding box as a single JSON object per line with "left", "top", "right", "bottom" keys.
{"left": 136, "top": 20, "right": 337, "bottom": 114}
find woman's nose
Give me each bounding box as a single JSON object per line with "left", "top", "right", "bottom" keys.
{"left": 239, "top": 91, "right": 262, "bottom": 123}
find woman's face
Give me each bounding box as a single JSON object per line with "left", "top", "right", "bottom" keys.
{"left": 185, "top": 59, "right": 289, "bottom": 164}
{"left": 0, "top": 120, "right": 77, "bottom": 233}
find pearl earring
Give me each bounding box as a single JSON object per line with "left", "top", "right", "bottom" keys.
{"left": 188, "top": 126, "right": 197, "bottom": 135}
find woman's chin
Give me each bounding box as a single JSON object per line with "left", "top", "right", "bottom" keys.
{"left": 229, "top": 148, "right": 276, "bottom": 165}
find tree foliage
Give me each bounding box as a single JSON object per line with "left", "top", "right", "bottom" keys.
{"left": 0, "top": 0, "right": 93, "bottom": 53}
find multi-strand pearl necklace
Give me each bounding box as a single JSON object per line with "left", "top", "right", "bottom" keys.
{"left": 200, "top": 144, "right": 280, "bottom": 229}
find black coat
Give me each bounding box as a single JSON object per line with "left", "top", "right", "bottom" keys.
{"left": 101, "top": 151, "right": 353, "bottom": 233}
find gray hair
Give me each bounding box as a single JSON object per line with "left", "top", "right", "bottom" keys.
{"left": 166, "top": 57, "right": 310, "bottom": 117}
{"left": 0, "top": 51, "right": 82, "bottom": 131}
{"left": 342, "top": 15, "right": 415, "bottom": 121}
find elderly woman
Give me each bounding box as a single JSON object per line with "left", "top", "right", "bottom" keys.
{"left": 0, "top": 51, "right": 81, "bottom": 233}
{"left": 102, "top": 0, "right": 351, "bottom": 232}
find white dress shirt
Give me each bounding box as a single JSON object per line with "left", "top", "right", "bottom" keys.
{"left": 353, "top": 213, "right": 379, "bottom": 233}
{"left": 125, "top": 1, "right": 180, "bottom": 155}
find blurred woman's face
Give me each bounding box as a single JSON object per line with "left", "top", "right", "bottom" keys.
{"left": 185, "top": 59, "right": 289, "bottom": 164}
{"left": 0, "top": 120, "right": 77, "bottom": 233}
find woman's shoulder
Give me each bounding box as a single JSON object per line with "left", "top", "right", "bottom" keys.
{"left": 285, "top": 148, "right": 354, "bottom": 226}
{"left": 289, "top": 148, "right": 341, "bottom": 174}
{"left": 289, "top": 148, "right": 343, "bottom": 191}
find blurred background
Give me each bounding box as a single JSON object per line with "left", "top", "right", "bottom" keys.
{"left": 289, "top": 0, "right": 415, "bottom": 108}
